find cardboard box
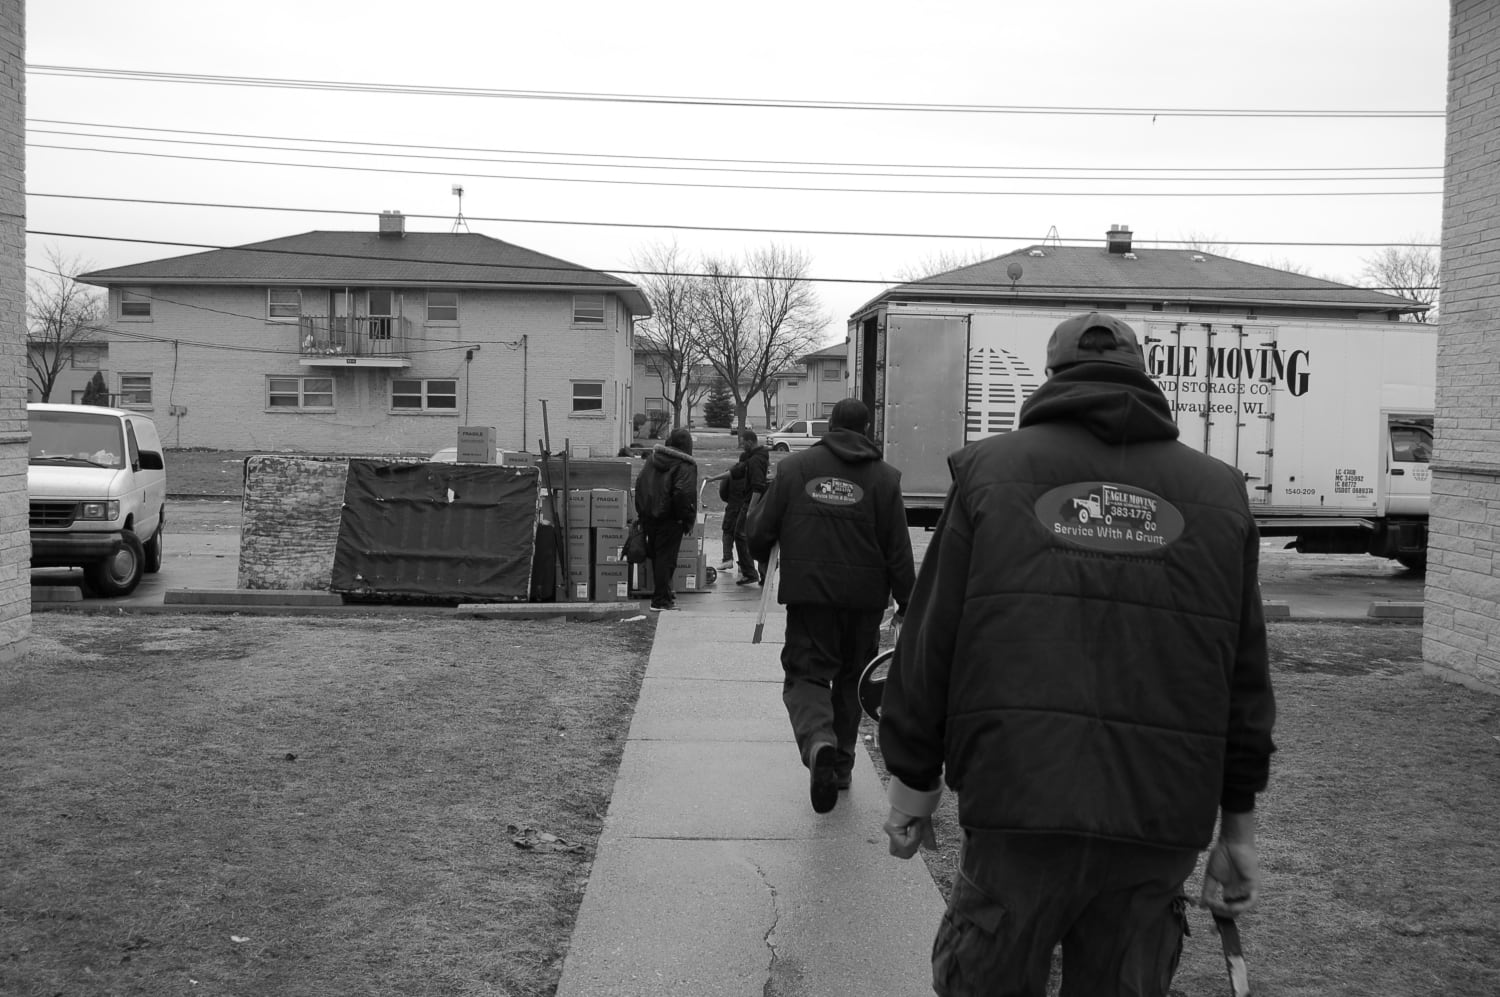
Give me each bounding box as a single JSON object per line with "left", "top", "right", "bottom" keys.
{"left": 456, "top": 426, "right": 496, "bottom": 463}
{"left": 500, "top": 450, "right": 536, "bottom": 468}
{"left": 561, "top": 562, "right": 591, "bottom": 602}
{"left": 593, "top": 526, "right": 629, "bottom": 564}
{"left": 673, "top": 552, "right": 705, "bottom": 592}
{"left": 589, "top": 489, "right": 629, "bottom": 527}
{"left": 593, "top": 563, "right": 630, "bottom": 601}
{"left": 566, "top": 490, "right": 591, "bottom": 531}
{"left": 564, "top": 528, "right": 592, "bottom": 567}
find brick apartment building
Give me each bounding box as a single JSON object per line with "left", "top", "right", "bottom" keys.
{"left": 76, "top": 212, "right": 649, "bottom": 458}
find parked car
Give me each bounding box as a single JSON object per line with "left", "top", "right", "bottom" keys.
{"left": 28, "top": 403, "right": 167, "bottom": 596}
{"left": 765, "top": 419, "right": 829, "bottom": 452}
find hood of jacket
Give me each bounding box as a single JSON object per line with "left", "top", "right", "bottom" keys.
{"left": 816, "top": 428, "right": 883, "bottom": 463}
{"left": 738, "top": 443, "right": 770, "bottom": 463}
{"left": 648, "top": 443, "right": 697, "bottom": 471}
{"left": 1018, "top": 364, "right": 1180, "bottom": 446}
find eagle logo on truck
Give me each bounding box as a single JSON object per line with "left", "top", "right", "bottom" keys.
{"left": 1035, "top": 481, "right": 1184, "bottom": 553}
{"left": 805, "top": 476, "right": 863, "bottom": 506}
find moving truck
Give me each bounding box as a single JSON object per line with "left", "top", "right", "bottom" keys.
{"left": 849, "top": 305, "right": 1435, "bottom": 569}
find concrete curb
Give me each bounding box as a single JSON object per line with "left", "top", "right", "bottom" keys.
{"left": 1368, "top": 601, "right": 1424, "bottom": 620}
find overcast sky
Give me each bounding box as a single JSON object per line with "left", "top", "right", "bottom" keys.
{"left": 23, "top": 0, "right": 1449, "bottom": 341}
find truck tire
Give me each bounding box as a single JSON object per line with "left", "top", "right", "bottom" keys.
{"left": 85, "top": 530, "right": 145, "bottom": 597}
{"left": 144, "top": 521, "right": 164, "bottom": 574}
{"left": 773, "top": 442, "right": 790, "bottom": 453}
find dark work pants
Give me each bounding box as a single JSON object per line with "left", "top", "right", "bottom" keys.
{"left": 646, "top": 519, "right": 685, "bottom": 608}
{"left": 780, "top": 605, "right": 883, "bottom": 775}
{"left": 932, "top": 831, "right": 1197, "bottom": 997}
{"left": 733, "top": 502, "right": 763, "bottom": 581}
{"left": 720, "top": 501, "right": 742, "bottom": 563}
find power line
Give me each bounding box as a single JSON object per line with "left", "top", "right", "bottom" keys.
{"left": 26, "top": 120, "right": 1446, "bottom": 182}
{"left": 29, "top": 143, "right": 1446, "bottom": 198}
{"left": 25, "top": 64, "right": 1446, "bottom": 119}
{"left": 26, "top": 191, "right": 1445, "bottom": 249}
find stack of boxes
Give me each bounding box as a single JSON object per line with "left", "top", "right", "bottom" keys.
{"left": 560, "top": 488, "right": 633, "bottom": 602}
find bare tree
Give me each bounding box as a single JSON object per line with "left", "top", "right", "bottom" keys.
{"left": 27, "top": 248, "right": 105, "bottom": 402}
{"left": 1179, "top": 232, "right": 1239, "bottom": 259}
{"left": 891, "top": 247, "right": 991, "bottom": 282}
{"left": 1362, "top": 243, "right": 1440, "bottom": 322}
{"left": 631, "top": 241, "right": 706, "bottom": 432}
{"left": 693, "top": 245, "right": 826, "bottom": 430}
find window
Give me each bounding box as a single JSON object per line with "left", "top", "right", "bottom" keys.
{"left": 427, "top": 291, "right": 458, "bottom": 323}
{"left": 119, "top": 374, "right": 152, "bottom": 408}
{"left": 821, "top": 402, "right": 836, "bottom": 416}
{"left": 120, "top": 290, "right": 151, "bottom": 319}
{"left": 368, "top": 290, "right": 395, "bottom": 340}
{"left": 784, "top": 380, "right": 801, "bottom": 388}
{"left": 267, "top": 288, "right": 302, "bottom": 321}
{"left": 572, "top": 381, "right": 604, "bottom": 413}
{"left": 391, "top": 378, "right": 457, "bottom": 411}
{"left": 573, "top": 294, "right": 605, "bottom": 325}
{"left": 70, "top": 344, "right": 103, "bottom": 369}
{"left": 267, "top": 376, "right": 334, "bottom": 410}
{"left": 822, "top": 364, "right": 841, "bottom": 380}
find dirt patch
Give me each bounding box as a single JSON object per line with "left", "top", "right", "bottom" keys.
{"left": 2, "top": 613, "right": 655, "bottom": 997}
{"left": 863, "top": 622, "right": 1500, "bottom": 996}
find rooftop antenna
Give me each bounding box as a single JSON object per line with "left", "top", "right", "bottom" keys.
{"left": 1043, "top": 225, "right": 1062, "bottom": 247}
{"left": 450, "top": 184, "right": 470, "bottom": 233}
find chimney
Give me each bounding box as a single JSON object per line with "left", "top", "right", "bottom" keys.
{"left": 378, "top": 210, "right": 406, "bottom": 238}
{"left": 1106, "top": 224, "right": 1133, "bottom": 254}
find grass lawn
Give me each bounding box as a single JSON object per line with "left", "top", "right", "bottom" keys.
{"left": 2, "top": 614, "right": 654, "bottom": 997}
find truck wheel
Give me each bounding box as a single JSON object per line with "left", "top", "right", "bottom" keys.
{"left": 85, "top": 530, "right": 145, "bottom": 597}
{"left": 144, "top": 522, "right": 164, "bottom": 574}
{"left": 1077, "top": 509, "right": 1091, "bottom": 524}
{"left": 773, "top": 443, "right": 790, "bottom": 452}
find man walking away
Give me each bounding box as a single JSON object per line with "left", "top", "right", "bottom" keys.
{"left": 705, "top": 431, "right": 751, "bottom": 571}
{"left": 731, "top": 429, "right": 771, "bottom": 585}
{"left": 748, "top": 398, "right": 914, "bottom": 813}
{"left": 879, "top": 311, "right": 1277, "bottom": 997}
{"left": 633, "top": 428, "right": 698, "bottom": 612}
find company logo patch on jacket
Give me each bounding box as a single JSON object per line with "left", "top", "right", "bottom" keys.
{"left": 805, "top": 476, "right": 864, "bottom": 506}
{"left": 1036, "top": 481, "right": 1184, "bottom": 552}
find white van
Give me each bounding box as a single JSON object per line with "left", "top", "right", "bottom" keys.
{"left": 765, "top": 418, "right": 829, "bottom": 453}
{"left": 28, "top": 404, "right": 167, "bottom": 596}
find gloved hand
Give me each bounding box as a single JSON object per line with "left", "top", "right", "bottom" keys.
{"left": 883, "top": 808, "right": 936, "bottom": 859}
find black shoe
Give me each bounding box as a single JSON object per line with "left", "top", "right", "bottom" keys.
{"left": 736, "top": 575, "right": 759, "bottom": 586}
{"left": 809, "top": 743, "right": 839, "bottom": 814}
{"left": 836, "top": 772, "right": 852, "bottom": 791}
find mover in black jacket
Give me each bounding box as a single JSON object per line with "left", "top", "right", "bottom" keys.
{"left": 879, "top": 312, "right": 1277, "bottom": 997}
{"left": 632, "top": 428, "right": 697, "bottom": 612}
{"left": 747, "top": 398, "right": 915, "bottom": 814}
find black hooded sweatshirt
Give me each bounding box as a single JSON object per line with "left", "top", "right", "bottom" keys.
{"left": 746, "top": 427, "right": 914, "bottom": 613}
{"left": 879, "top": 364, "right": 1276, "bottom": 849}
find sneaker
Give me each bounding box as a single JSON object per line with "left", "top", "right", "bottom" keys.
{"left": 649, "top": 603, "right": 666, "bottom": 612}
{"left": 809, "top": 743, "right": 839, "bottom": 814}
{"left": 736, "top": 574, "right": 759, "bottom": 586}
{"left": 718, "top": 560, "right": 734, "bottom": 570}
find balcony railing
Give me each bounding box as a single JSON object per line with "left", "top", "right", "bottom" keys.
{"left": 297, "top": 316, "right": 412, "bottom": 360}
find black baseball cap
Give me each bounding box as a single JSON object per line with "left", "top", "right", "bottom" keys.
{"left": 1045, "top": 312, "right": 1145, "bottom": 371}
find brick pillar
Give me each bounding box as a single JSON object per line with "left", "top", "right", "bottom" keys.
{"left": 0, "top": 0, "right": 31, "bottom": 661}
{"left": 1424, "top": 1, "right": 1500, "bottom": 693}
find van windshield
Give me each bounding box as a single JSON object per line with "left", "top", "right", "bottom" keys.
{"left": 29, "top": 411, "right": 126, "bottom": 469}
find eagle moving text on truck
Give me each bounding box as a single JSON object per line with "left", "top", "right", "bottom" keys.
{"left": 850, "top": 306, "right": 1435, "bottom": 570}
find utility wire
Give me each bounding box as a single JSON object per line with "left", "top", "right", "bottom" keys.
{"left": 29, "top": 143, "right": 1446, "bottom": 198}
{"left": 25, "top": 64, "right": 1446, "bottom": 119}
{"left": 26, "top": 191, "right": 1443, "bottom": 248}
{"left": 26, "top": 121, "right": 1445, "bottom": 183}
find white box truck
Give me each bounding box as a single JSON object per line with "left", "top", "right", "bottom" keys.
{"left": 850, "top": 305, "right": 1435, "bottom": 569}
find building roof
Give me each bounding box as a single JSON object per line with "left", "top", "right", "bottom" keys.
{"left": 854, "top": 238, "right": 1427, "bottom": 320}
{"left": 78, "top": 228, "right": 651, "bottom": 316}
{"left": 801, "top": 343, "right": 848, "bottom": 361}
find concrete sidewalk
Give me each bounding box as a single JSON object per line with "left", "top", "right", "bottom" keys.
{"left": 555, "top": 585, "right": 945, "bottom": 997}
